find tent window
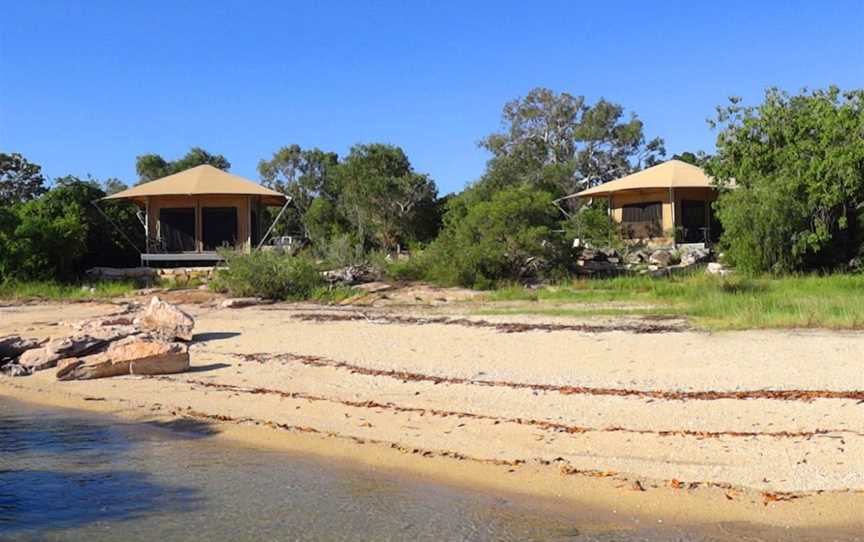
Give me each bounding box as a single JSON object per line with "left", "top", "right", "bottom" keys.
{"left": 621, "top": 201, "right": 662, "bottom": 238}
{"left": 159, "top": 208, "right": 196, "bottom": 252}
{"left": 202, "top": 207, "right": 238, "bottom": 251}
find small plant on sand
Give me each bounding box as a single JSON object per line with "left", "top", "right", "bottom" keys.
{"left": 211, "top": 250, "right": 325, "bottom": 300}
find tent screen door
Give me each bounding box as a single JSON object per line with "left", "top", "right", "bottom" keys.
{"left": 202, "top": 207, "right": 238, "bottom": 250}
{"left": 159, "top": 208, "right": 196, "bottom": 252}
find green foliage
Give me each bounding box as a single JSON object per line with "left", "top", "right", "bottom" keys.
{"left": 135, "top": 147, "right": 231, "bottom": 184}
{"left": 258, "top": 145, "right": 340, "bottom": 239}
{"left": 211, "top": 251, "right": 325, "bottom": 300}
{"left": 0, "top": 178, "right": 141, "bottom": 281}
{"left": 423, "top": 185, "right": 567, "bottom": 288}
{"left": 480, "top": 87, "right": 666, "bottom": 198}
{"left": 334, "top": 144, "right": 438, "bottom": 250}
{"left": 0, "top": 152, "right": 47, "bottom": 206}
{"left": 564, "top": 202, "right": 621, "bottom": 248}
{"left": 707, "top": 87, "right": 864, "bottom": 273}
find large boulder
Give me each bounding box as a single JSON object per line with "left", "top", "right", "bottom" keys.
{"left": 56, "top": 339, "right": 189, "bottom": 381}
{"left": 137, "top": 297, "right": 194, "bottom": 341}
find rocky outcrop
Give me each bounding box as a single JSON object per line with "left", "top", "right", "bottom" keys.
{"left": 56, "top": 339, "right": 189, "bottom": 381}
{"left": 3, "top": 297, "right": 195, "bottom": 379}
{"left": 137, "top": 296, "right": 195, "bottom": 341}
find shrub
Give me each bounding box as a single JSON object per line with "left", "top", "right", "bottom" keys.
{"left": 422, "top": 185, "right": 568, "bottom": 288}
{"left": 211, "top": 251, "right": 324, "bottom": 300}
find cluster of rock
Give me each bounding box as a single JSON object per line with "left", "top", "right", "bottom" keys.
{"left": 0, "top": 297, "right": 194, "bottom": 381}
{"left": 575, "top": 246, "right": 713, "bottom": 276}
{"left": 322, "top": 264, "right": 375, "bottom": 285}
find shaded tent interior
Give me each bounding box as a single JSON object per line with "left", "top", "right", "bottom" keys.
{"left": 566, "top": 160, "right": 726, "bottom": 245}
{"left": 103, "top": 165, "right": 288, "bottom": 265}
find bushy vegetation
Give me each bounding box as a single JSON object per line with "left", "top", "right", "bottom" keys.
{"left": 0, "top": 156, "right": 141, "bottom": 283}
{"left": 210, "top": 251, "right": 326, "bottom": 300}
{"left": 707, "top": 87, "right": 864, "bottom": 273}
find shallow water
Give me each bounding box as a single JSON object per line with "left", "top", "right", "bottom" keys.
{"left": 0, "top": 397, "right": 856, "bottom": 541}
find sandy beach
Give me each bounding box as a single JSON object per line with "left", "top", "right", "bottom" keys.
{"left": 2, "top": 291, "right": 864, "bottom": 532}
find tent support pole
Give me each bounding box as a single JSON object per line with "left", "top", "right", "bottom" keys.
{"left": 256, "top": 198, "right": 292, "bottom": 250}
{"left": 91, "top": 201, "right": 143, "bottom": 255}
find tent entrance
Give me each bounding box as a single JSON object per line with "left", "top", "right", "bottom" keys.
{"left": 680, "top": 200, "right": 707, "bottom": 243}
{"left": 159, "top": 208, "right": 196, "bottom": 252}
{"left": 202, "top": 207, "right": 238, "bottom": 251}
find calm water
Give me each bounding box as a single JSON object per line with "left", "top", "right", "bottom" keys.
{"left": 0, "top": 397, "right": 856, "bottom": 542}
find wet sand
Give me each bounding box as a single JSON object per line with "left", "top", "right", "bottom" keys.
{"left": 2, "top": 296, "right": 864, "bottom": 533}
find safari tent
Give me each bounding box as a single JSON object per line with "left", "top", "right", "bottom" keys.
{"left": 566, "top": 160, "right": 722, "bottom": 245}
{"left": 104, "top": 165, "right": 288, "bottom": 265}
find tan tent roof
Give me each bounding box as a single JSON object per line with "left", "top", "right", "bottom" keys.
{"left": 104, "top": 164, "right": 287, "bottom": 206}
{"left": 572, "top": 160, "right": 718, "bottom": 198}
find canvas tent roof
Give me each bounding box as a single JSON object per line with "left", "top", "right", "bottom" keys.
{"left": 570, "top": 160, "right": 719, "bottom": 198}
{"left": 104, "top": 164, "right": 287, "bottom": 206}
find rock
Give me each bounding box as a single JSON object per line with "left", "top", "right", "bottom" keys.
{"left": 18, "top": 330, "right": 131, "bottom": 372}
{"left": 355, "top": 282, "right": 393, "bottom": 294}
{"left": 137, "top": 296, "right": 194, "bottom": 341}
{"left": 2, "top": 364, "right": 31, "bottom": 377}
{"left": 648, "top": 250, "right": 672, "bottom": 267}
{"left": 87, "top": 267, "right": 158, "bottom": 280}
{"left": 706, "top": 262, "right": 734, "bottom": 277}
{"left": 220, "top": 297, "right": 270, "bottom": 309}
{"left": 0, "top": 335, "right": 43, "bottom": 361}
{"left": 57, "top": 339, "right": 189, "bottom": 381}
{"left": 624, "top": 250, "right": 649, "bottom": 265}
{"left": 681, "top": 247, "right": 711, "bottom": 267}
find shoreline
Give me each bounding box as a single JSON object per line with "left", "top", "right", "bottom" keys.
{"left": 3, "top": 378, "right": 864, "bottom": 534}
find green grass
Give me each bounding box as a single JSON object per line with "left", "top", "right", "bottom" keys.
{"left": 481, "top": 273, "right": 864, "bottom": 330}
{"left": 0, "top": 280, "right": 138, "bottom": 301}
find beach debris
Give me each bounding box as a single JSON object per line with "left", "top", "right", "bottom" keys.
{"left": 290, "top": 312, "right": 686, "bottom": 334}
{"left": 137, "top": 296, "right": 195, "bottom": 341}
{"left": 220, "top": 297, "right": 272, "bottom": 309}
{"left": 56, "top": 339, "right": 189, "bottom": 381}
{"left": 322, "top": 264, "right": 373, "bottom": 285}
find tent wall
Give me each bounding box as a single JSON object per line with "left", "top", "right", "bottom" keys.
{"left": 145, "top": 195, "right": 253, "bottom": 253}
{"left": 608, "top": 187, "right": 718, "bottom": 243}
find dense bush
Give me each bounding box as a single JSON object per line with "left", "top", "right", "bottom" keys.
{"left": 421, "top": 185, "right": 569, "bottom": 288}
{"left": 211, "top": 251, "right": 325, "bottom": 300}
{"left": 708, "top": 87, "right": 864, "bottom": 273}
{"left": 0, "top": 179, "right": 141, "bottom": 281}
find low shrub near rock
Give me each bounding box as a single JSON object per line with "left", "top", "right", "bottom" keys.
{"left": 211, "top": 251, "right": 325, "bottom": 300}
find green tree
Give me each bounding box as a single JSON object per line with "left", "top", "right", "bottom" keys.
{"left": 334, "top": 144, "right": 438, "bottom": 250}
{"left": 0, "top": 152, "right": 47, "bottom": 206}
{"left": 135, "top": 147, "right": 231, "bottom": 183}
{"left": 480, "top": 88, "right": 666, "bottom": 197}
{"left": 258, "top": 145, "right": 339, "bottom": 239}
{"left": 0, "top": 178, "right": 141, "bottom": 281}
{"left": 707, "top": 87, "right": 864, "bottom": 273}
{"left": 423, "top": 185, "right": 565, "bottom": 288}
{"left": 670, "top": 151, "right": 710, "bottom": 167}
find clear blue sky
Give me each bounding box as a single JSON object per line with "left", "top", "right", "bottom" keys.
{"left": 1, "top": 0, "right": 862, "bottom": 194}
